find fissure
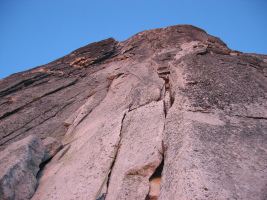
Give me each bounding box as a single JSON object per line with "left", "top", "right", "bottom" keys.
{"left": 94, "top": 112, "right": 128, "bottom": 200}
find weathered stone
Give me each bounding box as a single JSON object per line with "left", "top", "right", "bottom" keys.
{"left": 105, "top": 100, "right": 165, "bottom": 200}
{"left": 0, "top": 38, "right": 118, "bottom": 151}
{"left": 0, "top": 135, "right": 45, "bottom": 200}
{"left": 42, "top": 137, "right": 63, "bottom": 162}
{"left": 0, "top": 25, "right": 266, "bottom": 199}
{"left": 158, "top": 38, "right": 267, "bottom": 199}
{"left": 31, "top": 59, "right": 164, "bottom": 200}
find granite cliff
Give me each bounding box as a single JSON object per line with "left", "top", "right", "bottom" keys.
{"left": 0, "top": 25, "right": 267, "bottom": 200}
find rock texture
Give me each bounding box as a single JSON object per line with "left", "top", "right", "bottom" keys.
{"left": 0, "top": 135, "right": 45, "bottom": 200}
{"left": 0, "top": 25, "right": 267, "bottom": 200}
{"left": 42, "top": 137, "right": 63, "bottom": 162}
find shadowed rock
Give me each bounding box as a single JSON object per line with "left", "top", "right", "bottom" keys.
{"left": 0, "top": 135, "right": 45, "bottom": 200}
{"left": 42, "top": 137, "right": 63, "bottom": 162}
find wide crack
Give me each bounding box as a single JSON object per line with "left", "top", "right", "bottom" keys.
{"left": 36, "top": 157, "right": 53, "bottom": 188}
{"left": 146, "top": 157, "right": 164, "bottom": 200}
{"left": 156, "top": 66, "right": 174, "bottom": 116}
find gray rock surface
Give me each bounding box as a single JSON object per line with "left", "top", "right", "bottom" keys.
{"left": 0, "top": 25, "right": 267, "bottom": 199}
{"left": 0, "top": 135, "right": 45, "bottom": 200}
{"left": 42, "top": 137, "right": 63, "bottom": 162}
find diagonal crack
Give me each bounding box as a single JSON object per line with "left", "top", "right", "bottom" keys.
{"left": 0, "top": 104, "right": 59, "bottom": 140}
{"left": 0, "top": 74, "right": 50, "bottom": 98}
{"left": 233, "top": 114, "right": 267, "bottom": 120}
{"left": 187, "top": 109, "right": 267, "bottom": 121}
{"left": 0, "top": 101, "right": 74, "bottom": 147}
{"left": 0, "top": 78, "right": 78, "bottom": 120}
{"left": 94, "top": 111, "right": 129, "bottom": 200}
{"left": 0, "top": 84, "right": 92, "bottom": 146}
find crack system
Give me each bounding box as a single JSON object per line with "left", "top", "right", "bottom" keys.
{"left": 0, "top": 78, "right": 78, "bottom": 120}
{"left": 0, "top": 101, "right": 74, "bottom": 147}
{"left": 0, "top": 74, "right": 50, "bottom": 98}
{"left": 94, "top": 99, "right": 167, "bottom": 200}
{"left": 138, "top": 56, "right": 175, "bottom": 199}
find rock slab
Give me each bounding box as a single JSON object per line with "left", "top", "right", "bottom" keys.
{"left": 106, "top": 100, "right": 165, "bottom": 200}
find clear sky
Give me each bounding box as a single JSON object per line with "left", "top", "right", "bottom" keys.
{"left": 0, "top": 0, "right": 266, "bottom": 79}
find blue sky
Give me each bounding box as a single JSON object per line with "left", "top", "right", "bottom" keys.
{"left": 0, "top": 0, "right": 266, "bottom": 79}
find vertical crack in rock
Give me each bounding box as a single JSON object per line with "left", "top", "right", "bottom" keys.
{"left": 104, "top": 101, "right": 165, "bottom": 200}
{"left": 94, "top": 112, "right": 128, "bottom": 200}
{"left": 36, "top": 157, "right": 54, "bottom": 188}
{"left": 146, "top": 157, "right": 164, "bottom": 200}
{"left": 154, "top": 62, "right": 174, "bottom": 116}
{"left": 146, "top": 116, "right": 167, "bottom": 200}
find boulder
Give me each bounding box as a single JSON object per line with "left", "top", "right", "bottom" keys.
{"left": 0, "top": 135, "right": 45, "bottom": 200}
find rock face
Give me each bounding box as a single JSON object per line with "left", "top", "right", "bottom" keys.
{"left": 0, "top": 25, "right": 267, "bottom": 199}
{"left": 42, "top": 137, "right": 63, "bottom": 162}
{"left": 0, "top": 135, "right": 45, "bottom": 200}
